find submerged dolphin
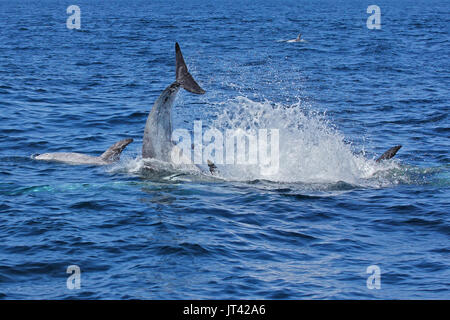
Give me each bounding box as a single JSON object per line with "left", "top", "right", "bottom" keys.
{"left": 34, "top": 138, "right": 133, "bottom": 165}
{"left": 142, "top": 43, "right": 205, "bottom": 162}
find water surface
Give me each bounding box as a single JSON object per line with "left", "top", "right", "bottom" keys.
{"left": 0, "top": 0, "right": 448, "bottom": 299}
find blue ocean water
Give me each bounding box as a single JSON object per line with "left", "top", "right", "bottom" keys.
{"left": 0, "top": 0, "right": 449, "bottom": 299}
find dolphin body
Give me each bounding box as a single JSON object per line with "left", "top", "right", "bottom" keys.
{"left": 286, "top": 33, "right": 303, "bottom": 43}
{"left": 34, "top": 138, "right": 133, "bottom": 165}
{"left": 142, "top": 43, "right": 205, "bottom": 163}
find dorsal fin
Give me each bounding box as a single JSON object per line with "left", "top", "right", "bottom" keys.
{"left": 100, "top": 138, "right": 133, "bottom": 162}
{"left": 175, "top": 42, "right": 205, "bottom": 94}
{"left": 376, "top": 145, "right": 402, "bottom": 162}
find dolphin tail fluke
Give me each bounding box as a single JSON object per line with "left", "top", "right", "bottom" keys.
{"left": 376, "top": 145, "right": 402, "bottom": 162}
{"left": 100, "top": 138, "right": 134, "bottom": 162}
{"left": 175, "top": 42, "right": 205, "bottom": 94}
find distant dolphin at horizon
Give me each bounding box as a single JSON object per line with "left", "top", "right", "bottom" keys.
{"left": 287, "top": 33, "right": 303, "bottom": 43}
{"left": 34, "top": 42, "right": 402, "bottom": 173}
{"left": 142, "top": 43, "right": 205, "bottom": 163}
{"left": 34, "top": 138, "right": 133, "bottom": 165}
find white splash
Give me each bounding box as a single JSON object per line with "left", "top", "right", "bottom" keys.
{"left": 208, "top": 96, "right": 398, "bottom": 185}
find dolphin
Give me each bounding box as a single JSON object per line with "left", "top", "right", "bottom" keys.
{"left": 286, "top": 33, "right": 302, "bottom": 43}
{"left": 142, "top": 43, "right": 205, "bottom": 162}
{"left": 376, "top": 145, "right": 402, "bottom": 162}
{"left": 34, "top": 138, "right": 133, "bottom": 165}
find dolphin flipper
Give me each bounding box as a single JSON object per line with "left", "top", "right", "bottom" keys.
{"left": 376, "top": 145, "right": 402, "bottom": 162}
{"left": 175, "top": 43, "right": 205, "bottom": 94}
{"left": 100, "top": 138, "right": 134, "bottom": 162}
{"left": 207, "top": 160, "right": 217, "bottom": 174}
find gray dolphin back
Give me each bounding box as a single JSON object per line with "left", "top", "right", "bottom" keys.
{"left": 175, "top": 42, "right": 205, "bottom": 94}
{"left": 376, "top": 145, "right": 402, "bottom": 162}
{"left": 142, "top": 43, "right": 205, "bottom": 160}
{"left": 100, "top": 138, "right": 134, "bottom": 162}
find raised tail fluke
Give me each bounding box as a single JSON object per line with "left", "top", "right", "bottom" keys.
{"left": 100, "top": 138, "right": 133, "bottom": 163}
{"left": 175, "top": 42, "right": 205, "bottom": 94}
{"left": 376, "top": 145, "right": 402, "bottom": 162}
